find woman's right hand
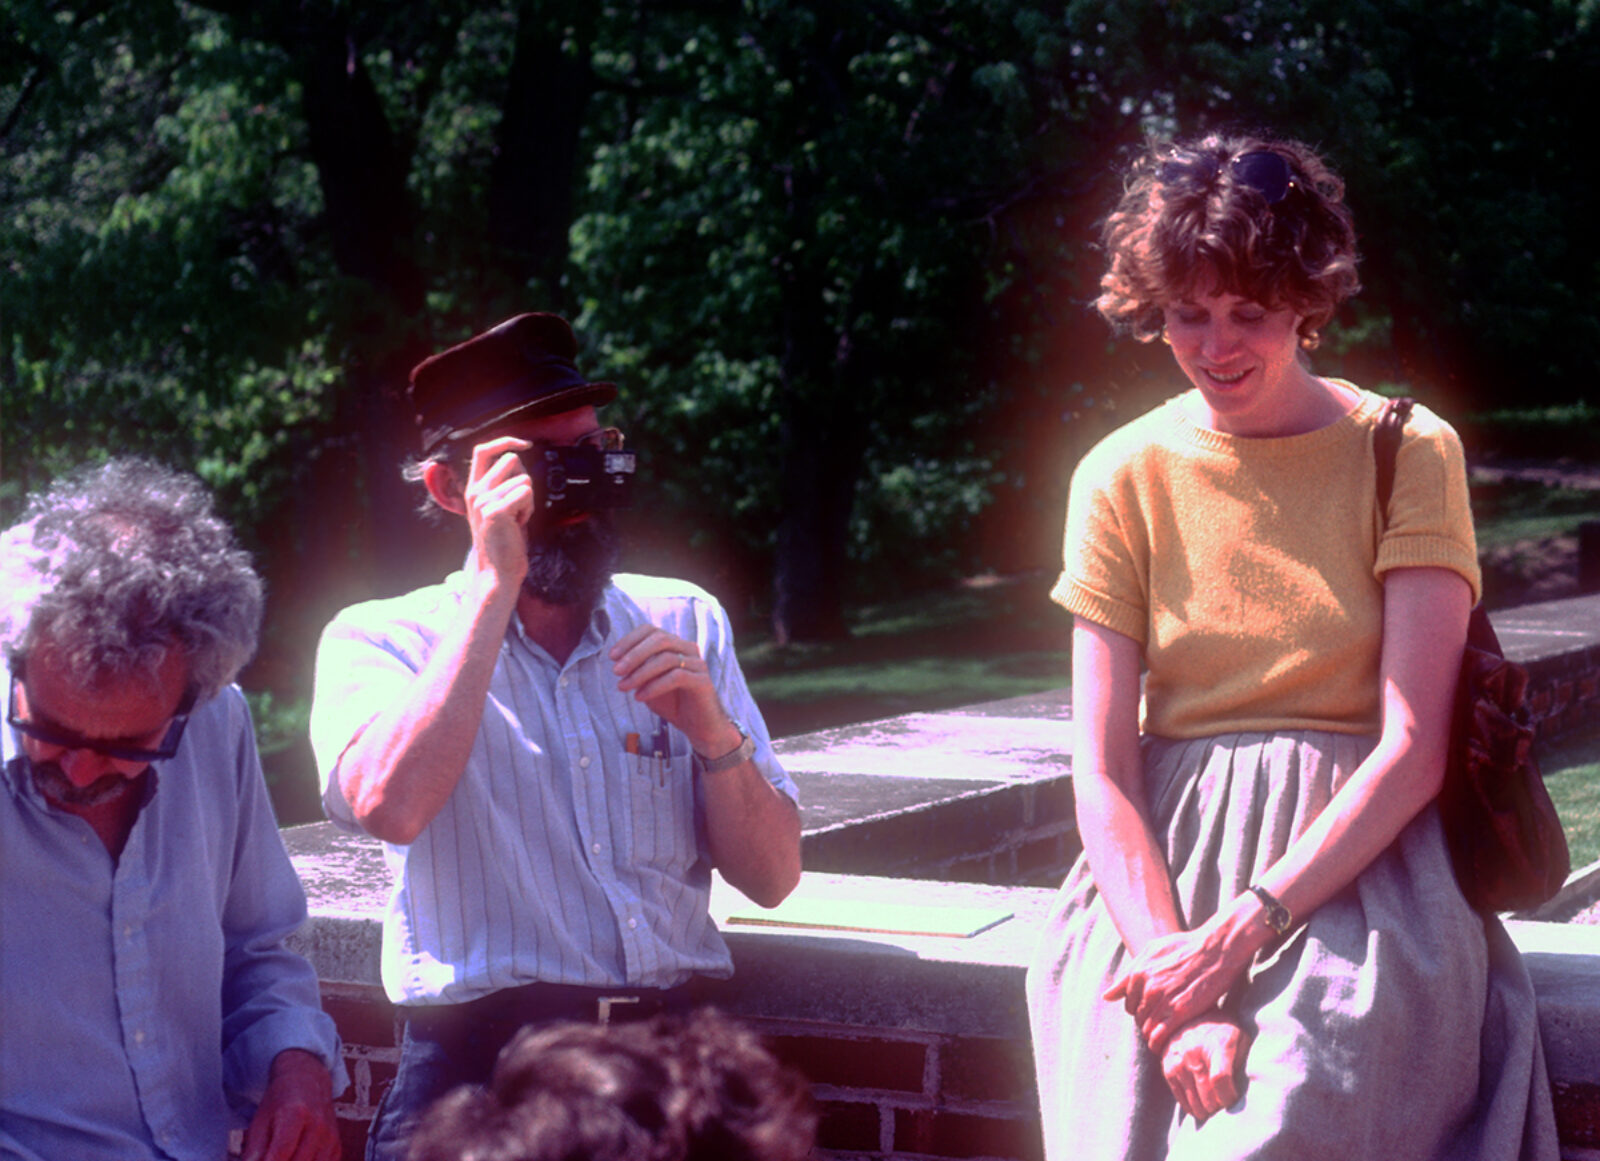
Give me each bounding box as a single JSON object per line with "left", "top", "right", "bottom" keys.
{"left": 1161, "top": 1014, "right": 1250, "bottom": 1124}
{"left": 1104, "top": 920, "right": 1250, "bottom": 1053}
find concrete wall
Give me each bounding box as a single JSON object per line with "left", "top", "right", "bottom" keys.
{"left": 285, "top": 832, "right": 1600, "bottom": 1161}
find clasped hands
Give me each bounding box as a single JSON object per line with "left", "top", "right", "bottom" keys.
{"left": 1105, "top": 926, "right": 1251, "bottom": 1124}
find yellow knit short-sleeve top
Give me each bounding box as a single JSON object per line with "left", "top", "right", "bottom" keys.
{"left": 1053, "top": 383, "right": 1481, "bottom": 739}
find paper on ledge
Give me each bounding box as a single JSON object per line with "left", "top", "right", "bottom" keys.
{"left": 724, "top": 896, "right": 1012, "bottom": 939}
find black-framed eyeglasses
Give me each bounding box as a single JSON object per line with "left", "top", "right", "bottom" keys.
{"left": 1160, "top": 149, "right": 1295, "bottom": 205}
{"left": 7, "top": 664, "right": 197, "bottom": 764}
{"left": 547, "top": 426, "right": 625, "bottom": 453}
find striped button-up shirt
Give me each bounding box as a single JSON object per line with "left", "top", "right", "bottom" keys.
{"left": 310, "top": 572, "right": 796, "bottom": 1006}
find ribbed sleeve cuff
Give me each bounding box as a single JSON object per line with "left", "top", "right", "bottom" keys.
{"left": 1374, "top": 535, "right": 1483, "bottom": 606}
{"left": 1050, "top": 575, "right": 1148, "bottom": 644}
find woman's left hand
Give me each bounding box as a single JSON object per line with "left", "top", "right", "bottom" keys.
{"left": 1103, "top": 923, "right": 1243, "bottom": 1053}
{"left": 1161, "top": 1014, "right": 1250, "bottom": 1123}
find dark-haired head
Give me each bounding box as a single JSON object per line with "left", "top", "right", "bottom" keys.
{"left": 1096, "top": 131, "right": 1361, "bottom": 349}
{"left": 406, "top": 1009, "right": 815, "bottom": 1161}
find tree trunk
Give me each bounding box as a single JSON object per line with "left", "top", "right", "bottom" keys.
{"left": 772, "top": 392, "right": 861, "bottom": 645}
{"left": 767, "top": 7, "right": 860, "bottom": 644}
{"left": 488, "top": 0, "right": 597, "bottom": 299}
{"left": 296, "top": 17, "right": 439, "bottom": 594}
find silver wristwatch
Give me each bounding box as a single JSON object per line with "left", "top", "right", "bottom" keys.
{"left": 698, "top": 723, "right": 755, "bottom": 773}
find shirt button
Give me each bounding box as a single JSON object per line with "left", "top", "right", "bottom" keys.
{"left": 579, "top": 755, "right": 591, "bottom": 768}
{"left": 592, "top": 843, "right": 603, "bottom": 855}
{"left": 134, "top": 1029, "right": 146, "bottom": 1045}
{"left": 560, "top": 677, "right": 570, "bottom": 688}
{"left": 627, "top": 918, "right": 638, "bottom": 930}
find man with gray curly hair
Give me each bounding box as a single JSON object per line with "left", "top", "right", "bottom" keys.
{"left": 0, "top": 458, "right": 346, "bottom": 1161}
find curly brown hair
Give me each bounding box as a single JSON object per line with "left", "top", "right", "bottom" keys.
{"left": 1095, "top": 132, "right": 1361, "bottom": 349}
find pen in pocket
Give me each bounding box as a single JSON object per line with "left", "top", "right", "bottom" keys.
{"left": 651, "top": 721, "right": 669, "bottom": 785}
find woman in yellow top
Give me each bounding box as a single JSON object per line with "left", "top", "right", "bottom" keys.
{"left": 1025, "top": 132, "right": 1558, "bottom": 1159}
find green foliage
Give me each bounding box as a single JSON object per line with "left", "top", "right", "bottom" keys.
{"left": 1465, "top": 403, "right": 1600, "bottom": 462}
{"left": 5, "top": 0, "right": 1600, "bottom": 663}
{"left": 2, "top": 2, "right": 336, "bottom": 538}
{"left": 563, "top": 0, "right": 1077, "bottom": 603}
{"left": 243, "top": 687, "right": 310, "bottom": 758}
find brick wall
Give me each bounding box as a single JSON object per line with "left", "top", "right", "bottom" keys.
{"left": 320, "top": 983, "right": 400, "bottom": 1160}
{"left": 1526, "top": 649, "right": 1600, "bottom": 744}
{"left": 316, "top": 982, "right": 1044, "bottom": 1161}
{"left": 762, "top": 1020, "right": 1040, "bottom": 1159}
{"left": 316, "top": 978, "right": 1600, "bottom": 1161}
{"left": 1553, "top": 1081, "right": 1600, "bottom": 1156}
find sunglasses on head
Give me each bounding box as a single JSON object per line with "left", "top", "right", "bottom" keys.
{"left": 7, "top": 663, "right": 197, "bottom": 764}
{"left": 1159, "top": 149, "right": 1295, "bottom": 205}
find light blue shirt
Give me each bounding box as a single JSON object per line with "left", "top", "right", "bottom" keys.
{"left": 310, "top": 573, "right": 796, "bottom": 1005}
{"left": 0, "top": 686, "right": 346, "bottom": 1161}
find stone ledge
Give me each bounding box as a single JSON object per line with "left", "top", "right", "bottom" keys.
{"left": 283, "top": 823, "right": 1600, "bottom": 1097}
{"left": 775, "top": 691, "right": 1079, "bottom": 885}
{"left": 1491, "top": 593, "right": 1600, "bottom": 744}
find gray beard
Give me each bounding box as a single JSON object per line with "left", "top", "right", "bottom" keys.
{"left": 522, "top": 512, "right": 621, "bottom": 609}
{"left": 30, "top": 759, "right": 137, "bottom": 808}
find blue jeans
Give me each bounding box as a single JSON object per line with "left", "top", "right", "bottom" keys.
{"left": 365, "top": 1019, "right": 493, "bottom": 1161}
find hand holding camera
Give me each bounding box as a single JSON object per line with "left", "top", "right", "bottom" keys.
{"left": 517, "top": 428, "right": 637, "bottom": 521}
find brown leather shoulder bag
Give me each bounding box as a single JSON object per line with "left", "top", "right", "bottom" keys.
{"left": 1376, "top": 397, "right": 1570, "bottom": 912}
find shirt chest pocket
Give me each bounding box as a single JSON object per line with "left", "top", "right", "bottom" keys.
{"left": 621, "top": 718, "right": 700, "bottom": 875}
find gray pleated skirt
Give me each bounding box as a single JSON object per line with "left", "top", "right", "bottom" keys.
{"left": 1025, "top": 731, "right": 1559, "bottom": 1160}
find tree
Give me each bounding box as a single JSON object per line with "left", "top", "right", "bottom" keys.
{"left": 6, "top": 0, "right": 1598, "bottom": 670}
{"left": 571, "top": 1, "right": 1067, "bottom": 638}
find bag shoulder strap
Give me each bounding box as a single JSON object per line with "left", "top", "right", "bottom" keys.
{"left": 1374, "top": 396, "right": 1416, "bottom": 516}
{"left": 1377, "top": 396, "right": 1506, "bottom": 656}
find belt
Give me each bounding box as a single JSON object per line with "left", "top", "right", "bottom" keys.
{"left": 403, "top": 979, "right": 702, "bottom": 1039}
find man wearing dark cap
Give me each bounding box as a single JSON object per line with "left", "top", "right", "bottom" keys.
{"left": 308, "top": 314, "right": 801, "bottom": 1161}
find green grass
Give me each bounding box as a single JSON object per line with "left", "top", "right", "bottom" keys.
{"left": 1540, "top": 727, "right": 1600, "bottom": 872}
{"left": 739, "top": 575, "right": 1070, "bottom": 738}
{"left": 1472, "top": 480, "right": 1600, "bottom": 551}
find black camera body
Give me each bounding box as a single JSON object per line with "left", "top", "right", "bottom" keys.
{"left": 522, "top": 444, "right": 637, "bottom": 519}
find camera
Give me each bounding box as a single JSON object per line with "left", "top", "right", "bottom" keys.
{"left": 522, "top": 444, "right": 637, "bottom": 519}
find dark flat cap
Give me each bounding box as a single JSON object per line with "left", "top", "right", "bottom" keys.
{"left": 409, "top": 313, "right": 617, "bottom": 455}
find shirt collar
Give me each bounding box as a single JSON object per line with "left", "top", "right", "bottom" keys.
{"left": 503, "top": 583, "right": 617, "bottom": 665}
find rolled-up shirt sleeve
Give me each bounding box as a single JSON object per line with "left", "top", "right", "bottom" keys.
{"left": 310, "top": 597, "right": 444, "bottom": 831}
